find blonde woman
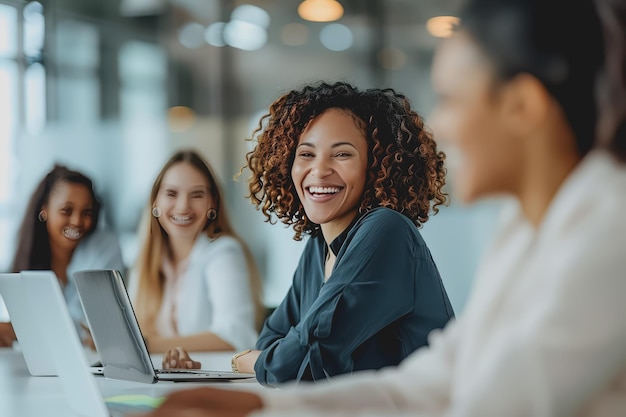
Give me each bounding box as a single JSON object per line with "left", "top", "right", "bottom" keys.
{"left": 128, "top": 149, "right": 264, "bottom": 353}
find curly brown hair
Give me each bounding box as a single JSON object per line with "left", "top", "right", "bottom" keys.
{"left": 243, "top": 81, "right": 448, "bottom": 240}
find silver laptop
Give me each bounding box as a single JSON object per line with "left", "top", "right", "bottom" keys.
{"left": 16, "top": 270, "right": 158, "bottom": 416}
{"left": 72, "top": 269, "right": 256, "bottom": 383}
{"left": 0, "top": 272, "right": 103, "bottom": 376}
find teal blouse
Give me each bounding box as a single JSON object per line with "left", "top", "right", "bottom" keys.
{"left": 254, "top": 207, "right": 454, "bottom": 386}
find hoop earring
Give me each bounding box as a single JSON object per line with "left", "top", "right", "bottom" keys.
{"left": 38, "top": 210, "right": 47, "bottom": 222}
{"left": 151, "top": 206, "right": 162, "bottom": 218}
{"left": 207, "top": 208, "right": 217, "bottom": 220}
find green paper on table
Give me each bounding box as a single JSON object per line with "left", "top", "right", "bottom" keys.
{"left": 105, "top": 394, "right": 166, "bottom": 411}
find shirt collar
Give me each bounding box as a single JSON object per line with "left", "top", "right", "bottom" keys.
{"left": 328, "top": 210, "right": 367, "bottom": 256}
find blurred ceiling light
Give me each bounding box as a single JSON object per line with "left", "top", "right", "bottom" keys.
{"left": 281, "top": 23, "right": 309, "bottom": 46}
{"left": 231, "top": 4, "right": 270, "bottom": 29}
{"left": 298, "top": 0, "right": 343, "bottom": 23}
{"left": 223, "top": 20, "right": 267, "bottom": 51}
{"left": 426, "top": 15, "right": 459, "bottom": 38}
{"left": 178, "top": 22, "right": 206, "bottom": 48}
{"left": 205, "top": 22, "right": 226, "bottom": 47}
{"left": 377, "top": 46, "right": 407, "bottom": 70}
{"left": 168, "top": 106, "right": 196, "bottom": 132}
{"left": 319, "top": 23, "right": 352, "bottom": 51}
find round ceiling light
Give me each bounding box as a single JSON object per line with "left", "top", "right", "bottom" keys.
{"left": 426, "top": 16, "right": 459, "bottom": 38}
{"left": 297, "top": 0, "right": 344, "bottom": 23}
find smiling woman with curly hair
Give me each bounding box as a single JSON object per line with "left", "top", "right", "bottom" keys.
{"left": 163, "top": 80, "right": 454, "bottom": 387}
{"left": 246, "top": 81, "right": 449, "bottom": 241}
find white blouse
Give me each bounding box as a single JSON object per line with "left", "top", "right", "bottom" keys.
{"left": 155, "top": 252, "right": 189, "bottom": 337}
{"left": 129, "top": 234, "right": 259, "bottom": 351}
{"left": 254, "top": 150, "right": 626, "bottom": 417}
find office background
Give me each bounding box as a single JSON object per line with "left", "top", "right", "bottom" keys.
{"left": 0, "top": 0, "right": 501, "bottom": 315}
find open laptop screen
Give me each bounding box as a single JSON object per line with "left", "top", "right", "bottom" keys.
{"left": 73, "top": 269, "right": 157, "bottom": 383}
{"left": 73, "top": 269, "right": 255, "bottom": 383}
{"left": 18, "top": 270, "right": 115, "bottom": 417}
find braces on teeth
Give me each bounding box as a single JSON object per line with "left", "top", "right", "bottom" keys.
{"left": 62, "top": 227, "right": 81, "bottom": 240}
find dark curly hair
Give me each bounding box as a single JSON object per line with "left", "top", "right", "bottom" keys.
{"left": 243, "top": 81, "right": 448, "bottom": 240}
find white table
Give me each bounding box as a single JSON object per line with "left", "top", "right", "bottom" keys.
{"left": 0, "top": 347, "right": 263, "bottom": 416}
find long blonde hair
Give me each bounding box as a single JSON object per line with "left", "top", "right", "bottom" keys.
{"left": 132, "top": 149, "right": 265, "bottom": 335}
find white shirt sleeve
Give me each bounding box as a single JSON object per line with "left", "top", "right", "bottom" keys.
{"left": 441, "top": 226, "right": 626, "bottom": 417}
{"left": 197, "top": 237, "right": 259, "bottom": 351}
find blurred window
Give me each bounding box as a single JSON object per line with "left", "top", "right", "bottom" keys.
{"left": 0, "top": 3, "right": 18, "bottom": 205}
{"left": 23, "top": 0, "right": 45, "bottom": 134}
{"left": 119, "top": 40, "right": 167, "bottom": 120}
{"left": 0, "top": 1, "right": 46, "bottom": 274}
{"left": 54, "top": 20, "right": 100, "bottom": 122}
{"left": 0, "top": 2, "right": 17, "bottom": 315}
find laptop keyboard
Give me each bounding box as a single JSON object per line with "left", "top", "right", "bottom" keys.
{"left": 155, "top": 369, "right": 208, "bottom": 374}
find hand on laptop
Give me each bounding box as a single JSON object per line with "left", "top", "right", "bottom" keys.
{"left": 162, "top": 346, "right": 201, "bottom": 369}
{"left": 80, "top": 322, "right": 97, "bottom": 351}
{"left": 0, "top": 322, "right": 16, "bottom": 347}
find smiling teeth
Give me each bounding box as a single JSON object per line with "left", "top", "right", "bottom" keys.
{"left": 309, "top": 186, "right": 341, "bottom": 194}
{"left": 62, "top": 227, "right": 81, "bottom": 240}
{"left": 171, "top": 215, "right": 192, "bottom": 223}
